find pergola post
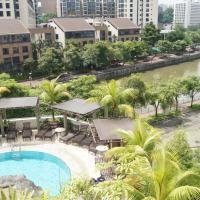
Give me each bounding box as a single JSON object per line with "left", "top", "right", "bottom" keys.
{"left": 64, "top": 112, "right": 68, "bottom": 134}
{"left": 35, "top": 105, "right": 40, "bottom": 132}
{"left": 0, "top": 110, "right": 4, "bottom": 137}
{"left": 92, "top": 111, "right": 96, "bottom": 119}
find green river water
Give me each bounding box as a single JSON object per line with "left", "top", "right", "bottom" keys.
{"left": 139, "top": 59, "right": 200, "bottom": 83}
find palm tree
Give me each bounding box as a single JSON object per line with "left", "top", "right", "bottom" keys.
{"left": 106, "top": 118, "right": 161, "bottom": 162}
{"left": 40, "top": 79, "right": 71, "bottom": 121}
{"left": 127, "top": 146, "right": 200, "bottom": 200}
{"left": 88, "top": 80, "right": 137, "bottom": 118}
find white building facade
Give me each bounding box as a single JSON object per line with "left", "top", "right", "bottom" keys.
{"left": 174, "top": 0, "right": 200, "bottom": 28}
{"left": 57, "top": 0, "right": 158, "bottom": 27}
{"left": 0, "top": 0, "right": 36, "bottom": 28}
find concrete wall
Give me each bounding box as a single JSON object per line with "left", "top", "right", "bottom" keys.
{"left": 94, "top": 52, "right": 200, "bottom": 81}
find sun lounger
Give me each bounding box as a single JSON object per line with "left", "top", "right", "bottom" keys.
{"left": 6, "top": 122, "right": 17, "bottom": 142}
{"left": 22, "top": 122, "right": 32, "bottom": 141}
{"left": 6, "top": 131, "right": 17, "bottom": 142}
{"left": 71, "top": 134, "right": 86, "bottom": 144}
{"left": 59, "top": 133, "right": 78, "bottom": 143}
{"left": 44, "top": 129, "right": 56, "bottom": 141}
{"left": 35, "top": 128, "right": 49, "bottom": 140}
{"left": 80, "top": 136, "right": 93, "bottom": 146}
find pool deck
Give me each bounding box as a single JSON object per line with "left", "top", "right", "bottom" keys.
{"left": 0, "top": 141, "right": 99, "bottom": 179}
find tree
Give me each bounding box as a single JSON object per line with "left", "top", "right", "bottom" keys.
{"left": 166, "top": 26, "right": 185, "bottom": 42}
{"left": 22, "top": 58, "right": 37, "bottom": 74}
{"left": 111, "top": 41, "right": 131, "bottom": 63}
{"left": 38, "top": 13, "right": 56, "bottom": 23}
{"left": 166, "top": 80, "right": 183, "bottom": 111}
{"left": 172, "top": 40, "right": 187, "bottom": 54}
{"left": 40, "top": 79, "right": 71, "bottom": 120}
{"left": 146, "top": 84, "right": 162, "bottom": 117}
{"left": 156, "top": 40, "right": 172, "bottom": 54}
{"left": 82, "top": 43, "right": 99, "bottom": 69}
{"left": 181, "top": 76, "right": 200, "bottom": 107}
{"left": 88, "top": 80, "right": 136, "bottom": 118}
{"left": 67, "top": 75, "right": 96, "bottom": 99}
{"left": 38, "top": 47, "right": 64, "bottom": 75}
{"left": 159, "top": 7, "right": 174, "bottom": 24}
{"left": 167, "top": 130, "right": 194, "bottom": 169}
{"left": 63, "top": 43, "right": 83, "bottom": 71}
{"left": 122, "top": 74, "right": 147, "bottom": 106}
{"left": 0, "top": 73, "right": 29, "bottom": 97}
{"left": 141, "top": 22, "right": 161, "bottom": 47}
{"left": 124, "top": 41, "right": 148, "bottom": 60}
{"left": 106, "top": 117, "right": 161, "bottom": 164}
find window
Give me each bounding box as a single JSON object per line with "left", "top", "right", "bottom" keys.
{"left": 13, "top": 47, "right": 19, "bottom": 54}
{"left": 3, "top": 58, "right": 12, "bottom": 67}
{"left": 6, "top": 3, "right": 10, "bottom": 8}
{"left": 6, "top": 11, "right": 10, "bottom": 16}
{"left": 0, "top": 3, "right": 2, "bottom": 8}
{"left": 12, "top": 56, "right": 20, "bottom": 65}
{"left": 56, "top": 34, "right": 59, "bottom": 39}
{"left": 22, "top": 46, "right": 28, "bottom": 53}
{"left": 15, "top": 11, "right": 20, "bottom": 17}
{"left": 3, "top": 48, "right": 9, "bottom": 55}
{"left": 0, "top": 11, "right": 3, "bottom": 16}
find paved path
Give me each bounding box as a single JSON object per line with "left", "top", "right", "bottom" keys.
{"left": 152, "top": 110, "right": 200, "bottom": 148}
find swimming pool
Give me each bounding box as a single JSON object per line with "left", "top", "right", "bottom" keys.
{"left": 0, "top": 151, "right": 71, "bottom": 195}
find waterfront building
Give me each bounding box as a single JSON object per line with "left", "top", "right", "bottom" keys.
{"left": 0, "top": 0, "right": 36, "bottom": 28}
{"left": 174, "top": 0, "right": 200, "bottom": 28}
{"left": 0, "top": 19, "right": 32, "bottom": 72}
{"left": 49, "top": 18, "right": 95, "bottom": 47}
{"left": 104, "top": 18, "right": 139, "bottom": 42}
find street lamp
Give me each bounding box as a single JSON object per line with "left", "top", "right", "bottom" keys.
{"left": 29, "top": 72, "right": 32, "bottom": 87}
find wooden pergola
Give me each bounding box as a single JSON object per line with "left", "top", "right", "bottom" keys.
{"left": 93, "top": 118, "right": 134, "bottom": 147}
{"left": 52, "top": 98, "right": 102, "bottom": 133}
{"left": 0, "top": 97, "right": 40, "bottom": 136}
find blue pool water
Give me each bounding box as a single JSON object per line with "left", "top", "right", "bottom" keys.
{"left": 0, "top": 151, "right": 71, "bottom": 195}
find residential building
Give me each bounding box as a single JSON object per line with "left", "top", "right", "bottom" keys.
{"left": 101, "top": 0, "right": 116, "bottom": 18}
{"left": 49, "top": 18, "right": 95, "bottom": 47}
{"left": 174, "top": 0, "right": 200, "bottom": 28}
{"left": 57, "top": 0, "right": 158, "bottom": 27}
{"left": 87, "top": 18, "right": 108, "bottom": 40}
{"left": 104, "top": 18, "right": 139, "bottom": 41}
{"left": 57, "top": 0, "right": 81, "bottom": 17}
{"left": 0, "top": 19, "right": 32, "bottom": 72}
{"left": 116, "top": 0, "right": 158, "bottom": 27}
{"left": 36, "top": 0, "right": 57, "bottom": 16}
{"left": 29, "top": 26, "right": 56, "bottom": 45}
{"left": 0, "top": 0, "right": 36, "bottom": 28}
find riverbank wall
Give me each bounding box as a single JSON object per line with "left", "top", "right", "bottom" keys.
{"left": 93, "top": 51, "right": 200, "bottom": 81}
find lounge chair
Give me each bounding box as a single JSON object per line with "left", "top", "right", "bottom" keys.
{"left": 44, "top": 129, "right": 56, "bottom": 141}
{"left": 71, "top": 134, "right": 86, "bottom": 144}
{"left": 80, "top": 136, "right": 93, "bottom": 146}
{"left": 6, "top": 122, "right": 17, "bottom": 142}
{"left": 59, "top": 132, "right": 78, "bottom": 143}
{"left": 35, "top": 128, "right": 49, "bottom": 140}
{"left": 22, "top": 122, "right": 32, "bottom": 141}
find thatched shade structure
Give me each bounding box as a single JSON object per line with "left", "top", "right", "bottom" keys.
{"left": 52, "top": 98, "right": 101, "bottom": 133}
{"left": 93, "top": 118, "right": 133, "bottom": 147}
{"left": 0, "top": 97, "right": 40, "bottom": 135}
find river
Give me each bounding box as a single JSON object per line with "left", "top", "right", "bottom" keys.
{"left": 140, "top": 59, "right": 200, "bottom": 83}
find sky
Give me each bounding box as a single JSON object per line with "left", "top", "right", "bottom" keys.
{"left": 159, "top": 0, "right": 174, "bottom": 5}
